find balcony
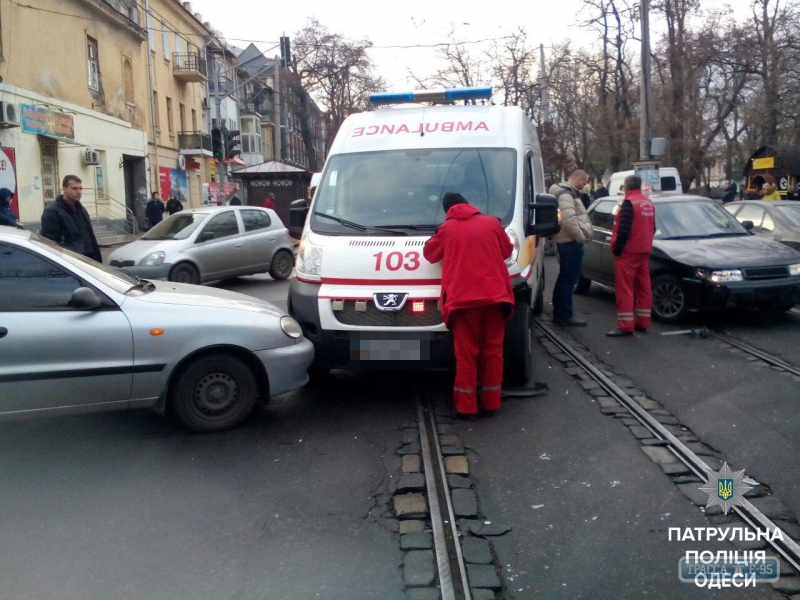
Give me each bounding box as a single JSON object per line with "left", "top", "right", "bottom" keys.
{"left": 178, "top": 131, "right": 212, "bottom": 157}
{"left": 208, "top": 75, "right": 234, "bottom": 95}
{"left": 239, "top": 101, "right": 274, "bottom": 123}
{"left": 173, "top": 53, "right": 207, "bottom": 83}
{"left": 74, "top": 0, "right": 145, "bottom": 40}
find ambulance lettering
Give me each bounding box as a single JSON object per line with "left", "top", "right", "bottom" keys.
{"left": 351, "top": 121, "right": 490, "bottom": 137}
{"left": 374, "top": 251, "right": 421, "bottom": 272}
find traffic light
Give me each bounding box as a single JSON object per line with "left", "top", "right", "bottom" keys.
{"left": 224, "top": 129, "right": 241, "bottom": 160}
{"left": 211, "top": 127, "right": 223, "bottom": 161}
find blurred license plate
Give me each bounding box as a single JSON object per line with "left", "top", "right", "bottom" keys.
{"left": 351, "top": 339, "right": 422, "bottom": 361}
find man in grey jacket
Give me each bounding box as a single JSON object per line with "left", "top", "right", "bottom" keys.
{"left": 549, "top": 169, "right": 594, "bottom": 326}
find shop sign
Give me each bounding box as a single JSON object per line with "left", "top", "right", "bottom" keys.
{"left": 20, "top": 104, "right": 75, "bottom": 140}
{"left": 752, "top": 157, "right": 775, "bottom": 170}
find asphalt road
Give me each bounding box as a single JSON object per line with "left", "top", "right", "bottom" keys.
{"left": 2, "top": 266, "right": 797, "bottom": 599}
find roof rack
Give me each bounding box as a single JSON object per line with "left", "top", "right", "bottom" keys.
{"left": 369, "top": 87, "right": 493, "bottom": 106}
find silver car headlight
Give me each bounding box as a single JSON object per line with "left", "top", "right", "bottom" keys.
{"left": 295, "top": 234, "right": 323, "bottom": 276}
{"left": 710, "top": 269, "right": 743, "bottom": 283}
{"left": 789, "top": 264, "right": 800, "bottom": 276}
{"left": 280, "top": 316, "right": 303, "bottom": 339}
{"left": 141, "top": 251, "right": 165, "bottom": 266}
{"left": 506, "top": 230, "right": 520, "bottom": 267}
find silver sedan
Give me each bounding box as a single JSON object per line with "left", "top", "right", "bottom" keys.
{"left": 0, "top": 229, "right": 314, "bottom": 432}
{"left": 108, "top": 206, "right": 296, "bottom": 285}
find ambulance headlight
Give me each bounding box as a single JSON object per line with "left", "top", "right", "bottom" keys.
{"left": 709, "top": 269, "right": 743, "bottom": 282}
{"left": 506, "top": 230, "right": 520, "bottom": 267}
{"left": 295, "top": 234, "right": 323, "bottom": 276}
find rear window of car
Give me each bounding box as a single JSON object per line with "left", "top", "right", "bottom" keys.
{"left": 241, "top": 209, "right": 271, "bottom": 232}
{"left": 590, "top": 200, "right": 617, "bottom": 230}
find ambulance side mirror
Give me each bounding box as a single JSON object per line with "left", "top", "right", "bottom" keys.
{"left": 527, "top": 194, "right": 560, "bottom": 238}
{"left": 288, "top": 198, "right": 309, "bottom": 239}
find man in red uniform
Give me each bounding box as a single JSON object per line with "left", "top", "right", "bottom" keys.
{"left": 424, "top": 193, "right": 514, "bottom": 418}
{"left": 607, "top": 175, "right": 656, "bottom": 337}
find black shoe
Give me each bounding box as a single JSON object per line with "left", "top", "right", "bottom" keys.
{"left": 606, "top": 329, "right": 634, "bottom": 337}
{"left": 553, "top": 317, "right": 587, "bottom": 327}
{"left": 635, "top": 325, "right": 648, "bottom": 333}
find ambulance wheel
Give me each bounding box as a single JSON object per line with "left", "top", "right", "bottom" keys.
{"left": 533, "top": 272, "right": 545, "bottom": 316}
{"left": 574, "top": 276, "right": 591, "bottom": 295}
{"left": 504, "top": 300, "right": 532, "bottom": 385}
{"left": 652, "top": 274, "right": 687, "bottom": 324}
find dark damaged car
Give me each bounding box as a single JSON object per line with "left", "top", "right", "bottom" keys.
{"left": 576, "top": 195, "right": 800, "bottom": 323}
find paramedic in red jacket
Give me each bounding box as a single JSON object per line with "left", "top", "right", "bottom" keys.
{"left": 607, "top": 175, "right": 656, "bottom": 337}
{"left": 424, "top": 193, "right": 514, "bottom": 417}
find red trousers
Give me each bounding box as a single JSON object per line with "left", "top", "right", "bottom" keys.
{"left": 449, "top": 304, "right": 505, "bottom": 414}
{"left": 614, "top": 252, "right": 652, "bottom": 331}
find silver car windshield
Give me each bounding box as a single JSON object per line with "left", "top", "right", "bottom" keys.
{"left": 310, "top": 148, "right": 516, "bottom": 234}
{"left": 656, "top": 201, "right": 748, "bottom": 239}
{"left": 143, "top": 213, "right": 208, "bottom": 240}
{"left": 30, "top": 235, "right": 138, "bottom": 293}
{"left": 776, "top": 205, "right": 800, "bottom": 228}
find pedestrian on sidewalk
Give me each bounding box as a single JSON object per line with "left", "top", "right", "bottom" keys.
{"left": 0, "top": 188, "right": 23, "bottom": 229}
{"left": 264, "top": 193, "right": 275, "bottom": 210}
{"left": 166, "top": 195, "right": 183, "bottom": 215}
{"left": 145, "top": 191, "right": 166, "bottom": 229}
{"left": 424, "top": 192, "right": 514, "bottom": 419}
{"left": 594, "top": 181, "right": 610, "bottom": 200}
{"left": 548, "top": 169, "right": 593, "bottom": 326}
{"left": 40, "top": 175, "right": 102, "bottom": 262}
{"left": 607, "top": 175, "right": 656, "bottom": 337}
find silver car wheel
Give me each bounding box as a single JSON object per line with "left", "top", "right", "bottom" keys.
{"left": 653, "top": 281, "right": 685, "bottom": 319}
{"left": 193, "top": 372, "right": 239, "bottom": 416}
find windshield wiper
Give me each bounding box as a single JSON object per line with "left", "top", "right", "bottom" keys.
{"left": 125, "top": 278, "right": 156, "bottom": 293}
{"left": 705, "top": 232, "right": 749, "bottom": 238}
{"left": 313, "top": 212, "right": 408, "bottom": 235}
{"left": 377, "top": 224, "right": 439, "bottom": 231}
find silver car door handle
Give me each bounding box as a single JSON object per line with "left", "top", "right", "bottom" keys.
{"left": 235, "top": 243, "right": 244, "bottom": 248}
{"left": 0, "top": 327, "right": 7, "bottom": 339}
{"left": 604, "top": 235, "right": 612, "bottom": 242}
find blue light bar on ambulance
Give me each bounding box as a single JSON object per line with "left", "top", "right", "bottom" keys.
{"left": 369, "top": 87, "right": 493, "bottom": 105}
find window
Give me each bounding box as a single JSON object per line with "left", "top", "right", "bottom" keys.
{"left": 143, "top": 213, "right": 207, "bottom": 240}
{"left": 87, "top": 36, "right": 100, "bottom": 90}
{"left": 201, "top": 211, "right": 239, "bottom": 239}
{"left": 661, "top": 176, "right": 678, "bottom": 192}
{"left": 0, "top": 244, "right": 80, "bottom": 312}
{"left": 241, "top": 210, "right": 271, "bottom": 232}
{"left": 590, "top": 201, "right": 617, "bottom": 230}
{"left": 179, "top": 103, "right": 186, "bottom": 133}
{"left": 123, "top": 57, "right": 134, "bottom": 102}
{"left": 166, "top": 97, "right": 173, "bottom": 134}
{"left": 161, "top": 21, "right": 169, "bottom": 59}
{"left": 40, "top": 138, "right": 59, "bottom": 205}
{"left": 241, "top": 118, "right": 261, "bottom": 154}
{"left": 191, "top": 109, "right": 197, "bottom": 132}
{"left": 152, "top": 91, "right": 160, "bottom": 131}
{"left": 175, "top": 32, "right": 182, "bottom": 56}
{"left": 761, "top": 212, "right": 775, "bottom": 232}
{"left": 734, "top": 204, "right": 765, "bottom": 229}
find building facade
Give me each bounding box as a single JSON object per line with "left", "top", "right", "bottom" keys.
{"left": 0, "top": 0, "right": 150, "bottom": 236}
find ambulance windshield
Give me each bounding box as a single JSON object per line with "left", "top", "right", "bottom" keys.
{"left": 310, "top": 148, "right": 516, "bottom": 234}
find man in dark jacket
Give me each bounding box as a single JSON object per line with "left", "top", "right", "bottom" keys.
{"left": 40, "top": 175, "right": 102, "bottom": 262}
{"left": 594, "top": 182, "right": 610, "bottom": 199}
{"left": 0, "top": 188, "right": 23, "bottom": 229}
{"left": 145, "top": 191, "right": 166, "bottom": 228}
{"left": 424, "top": 193, "right": 514, "bottom": 418}
{"left": 607, "top": 175, "right": 656, "bottom": 337}
{"left": 166, "top": 195, "right": 183, "bottom": 215}
{"left": 722, "top": 181, "right": 738, "bottom": 204}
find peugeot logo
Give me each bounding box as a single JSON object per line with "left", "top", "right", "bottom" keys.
{"left": 373, "top": 293, "right": 409, "bottom": 312}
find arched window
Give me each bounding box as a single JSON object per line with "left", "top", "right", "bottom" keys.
{"left": 123, "top": 58, "right": 134, "bottom": 102}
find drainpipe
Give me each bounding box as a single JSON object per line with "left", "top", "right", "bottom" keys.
{"left": 144, "top": 0, "right": 160, "bottom": 191}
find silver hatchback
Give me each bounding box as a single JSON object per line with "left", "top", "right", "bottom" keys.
{"left": 108, "top": 206, "right": 296, "bottom": 284}
{"left": 0, "top": 229, "right": 314, "bottom": 432}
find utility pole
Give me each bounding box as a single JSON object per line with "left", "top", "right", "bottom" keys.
{"left": 539, "top": 44, "right": 550, "bottom": 124}
{"left": 214, "top": 57, "right": 227, "bottom": 184}
{"left": 273, "top": 58, "right": 282, "bottom": 162}
{"left": 144, "top": 0, "right": 160, "bottom": 190}
{"left": 639, "top": 0, "right": 653, "bottom": 161}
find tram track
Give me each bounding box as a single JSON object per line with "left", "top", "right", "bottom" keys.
{"left": 534, "top": 317, "right": 800, "bottom": 576}
{"left": 710, "top": 331, "right": 800, "bottom": 377}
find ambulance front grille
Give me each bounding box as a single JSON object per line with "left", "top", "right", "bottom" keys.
{"left": 332, "top": 300, "right": 443, "bottom": 327}
{"left": 348, "top": 240, "right": 396, "bottom": 247}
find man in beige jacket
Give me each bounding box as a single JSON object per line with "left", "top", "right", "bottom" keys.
{"left": 548, "top": 169, "right": 594, "bottom": 326}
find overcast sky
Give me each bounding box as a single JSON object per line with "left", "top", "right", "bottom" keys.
{"left": 190, "top": 0, "right": 755, "bottom": 90}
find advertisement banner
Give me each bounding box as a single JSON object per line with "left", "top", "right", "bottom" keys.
{"left": 159, "top": 167, "right": 189, "bottom": 202}
{"left": 0, "top": 148, "right": 18, "bottom": 217}
{"left": 20, "top": 104, "right": 75, "bottom": 140}
{"left": 206, "top": 182, "right": 240, "bottom": 205}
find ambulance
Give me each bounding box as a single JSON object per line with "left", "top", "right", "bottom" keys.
{"left": 287, "top": 87, "right": 560, "bottom": 384}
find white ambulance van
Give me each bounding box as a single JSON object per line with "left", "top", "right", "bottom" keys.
{"left": 287, "top": 88, "right": 560, "bottom": 383}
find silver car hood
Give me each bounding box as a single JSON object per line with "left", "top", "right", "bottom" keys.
{"left": 133, "top": 280, "right": 286, "bottom": 317}
{"left": 108, "top": 238, "right": 181, "bottom": 262}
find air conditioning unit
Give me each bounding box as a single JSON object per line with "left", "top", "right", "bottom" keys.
{"left": 0, "top": 102, "right": 20, "bottom": 128}
{"left": 84, "top": 149, "right": 101, "bottom": 165}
